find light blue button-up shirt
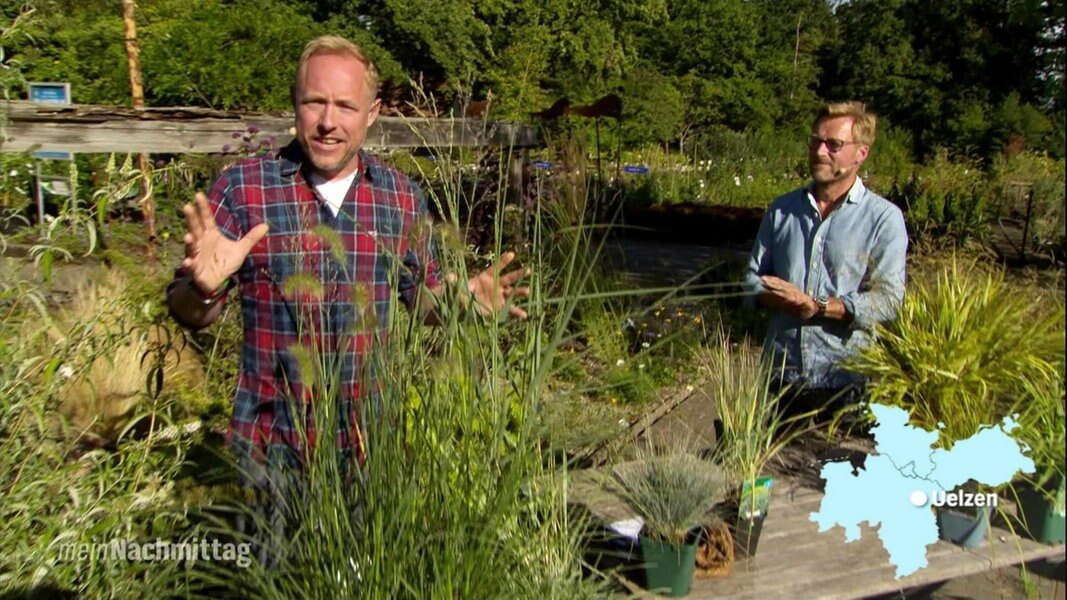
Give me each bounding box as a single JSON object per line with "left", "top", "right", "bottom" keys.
{"left": 744, "top": 178, "right": 908, "bottom": 389}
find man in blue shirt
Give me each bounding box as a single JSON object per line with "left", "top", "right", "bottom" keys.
{"left": 744, "top": 101, "right": 908, "bottom": 420}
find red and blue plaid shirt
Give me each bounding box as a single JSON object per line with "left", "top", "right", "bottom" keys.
{"left": 180, "top": 142, "right": 440, "bottom": 470}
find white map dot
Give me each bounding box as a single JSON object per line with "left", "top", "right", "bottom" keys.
{"left": 909, "top": 490, "right": 929, "bottom": 507}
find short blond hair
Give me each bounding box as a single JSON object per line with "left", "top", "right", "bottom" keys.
{"left": 294, "top": 35, "right": 380, "bottom": 100}
{"left": 815, "top": 101, "right": 877, "bottom": 146}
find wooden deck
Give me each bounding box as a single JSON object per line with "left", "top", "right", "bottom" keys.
{"left": 572, "top": 472, "right": 1065, "bottom": 599}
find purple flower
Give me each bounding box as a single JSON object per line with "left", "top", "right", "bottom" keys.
{"left": 222, "top": 144, "right": 232, "bottom": 153}
{"left": 231, "top": 131, "right": 242, "bottom": 138}
{"left": 247, "top": 125, "right": 260, "bottom": 135}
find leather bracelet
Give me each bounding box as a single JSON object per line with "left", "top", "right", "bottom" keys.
{"left": 192, "top": 277, "right": 232, "bottom": 305}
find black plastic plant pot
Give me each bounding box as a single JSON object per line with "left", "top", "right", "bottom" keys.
{"left": 732, "top": 513, "right": 765, "bottom": 558}
{"left": 730, "top": 475, "right": 772, "bottom": 558}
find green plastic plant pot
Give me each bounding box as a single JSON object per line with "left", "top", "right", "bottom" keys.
{"left": 937, "top": 505, "right": 989, "bottom": 548}
{"left": 1017, "top": 479, "right": 1066, "bottom": 545}
{"left": 640, "top": 536, "right": 698, "bottom": 597}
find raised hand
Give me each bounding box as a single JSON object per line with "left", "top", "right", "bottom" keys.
{"left": 462, "top": 251, "right": 532, "bottom": 320}
{"left": 181, "top": 192, "right": 269, "bottom": 295}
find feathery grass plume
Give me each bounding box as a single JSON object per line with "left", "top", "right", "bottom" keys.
{"left": 33, "top": 268, "right": 204, "bottom": 447}
{"left": 282, "top": 272, "right": 325, "bottom": 301}
{"left": 312, "top": 223, "right": 347, "bottom": 267}
{"left": 0, "top": 264, "right": 206, "bottom": 598}
{"left": 847, "top": 254, "right": 1065, "bottom": 449}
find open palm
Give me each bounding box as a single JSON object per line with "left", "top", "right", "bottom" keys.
{"left": 463, "top": 251, "right": 531, "bottom": 320}
{"left": 181, "top": 192, "right": 269, "bottom": 295}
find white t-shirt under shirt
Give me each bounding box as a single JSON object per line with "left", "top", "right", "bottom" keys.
{"left": 307, "top": 171, "right": 356, "bottom": 217}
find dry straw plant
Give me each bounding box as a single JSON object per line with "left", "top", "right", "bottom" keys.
{"left": 40, "top": 268, "right": 204, "bottom": 447}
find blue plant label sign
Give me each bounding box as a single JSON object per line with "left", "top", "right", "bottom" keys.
{"left": 29, "top": 82, "right": 70, "bottom": 105}
{"left": 531, "top": 160, "right": 553, "bottom": 170}
{"left": 28, "top": 82, "right": 73, "bottom": 160}
{"left": 622, "top": 164, "right": 649, "bottom": 175}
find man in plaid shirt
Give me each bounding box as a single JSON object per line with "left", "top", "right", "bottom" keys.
{"left": 166, "top": 36, "right": 528, "bottom": 534}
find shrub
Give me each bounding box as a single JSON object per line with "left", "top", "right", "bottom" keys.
{"left": 901, "top": 149, "right": 989, "bottom": 242}
{"left": 613, "top": 449, "right": 726, "bottom": 544}
{"left": 847, "top": 255, "right": 1065, "bottom": 449}
{"left": 989, "top": 151, "right": 1066, "bottom": 252}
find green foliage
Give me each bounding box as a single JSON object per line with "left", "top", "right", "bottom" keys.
{"left": 12, "top": 0, "right": 323, "bottom": 109}
{"left": 862, "top": 125, "right": 917, "bottom": 195}
{"left": 615, "top": 130, "right": 807, "bottom": 209}
{"left": 28, "top": 161, "right": 97, "bottom": 281}
{"left": 901, "top": 149, "right": 989, "bottom": 241}
{"left": 0, "top": 153, "right": 34, "bottom": 211}
{"left": 1013, "top": 375, "right": 1065, "bottom": 489}
{"left": 5, "top": 0, "right": 1062, "bottom": 164}
{"left": 847, "top": 256, "right": 1066, "bottom": 449}
{"left": 989, "top": 151, "right": 1066, "bottom": 250}
{"left": 13, "top": 1, "right": 130, "bottom": 105}
{"left": 617, "top": 63, "right": 685, "bottom": 147}
{"left": 601, "top": 362, "right": 658, "bottom": 405}
{"left": 0, "top": 2, "right": 34, "bottom": 100}
{"left": 824, "top": 0, "right": 1062, "bottom": 160}
{"left": 365, "top": 0, "right": 492, "bottom": 91}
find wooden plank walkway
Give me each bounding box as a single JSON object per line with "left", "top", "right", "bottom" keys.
{"left": 572, "top": 472, "right": 1065, "bottom": 599}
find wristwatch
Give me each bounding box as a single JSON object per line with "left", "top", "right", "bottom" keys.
{"left": 814, "top": 296, "right": 830, "bottom": 316}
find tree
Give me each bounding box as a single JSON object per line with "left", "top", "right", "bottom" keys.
{"left": 10, "top": 0, "right": 331, "bottom": 110}
{"left": 821, "top": 0, "right": 1060, "bottom": 160}
{"left": 617, "top": 63, "right": 684, "bottom": 146}
{"left": 749, "top": 0, "right": 835, "bottom": 130}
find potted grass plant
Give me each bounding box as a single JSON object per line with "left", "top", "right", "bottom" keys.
{"left": 1012, "top": 377, "right": 1066, "bottom": 545}
{"left": 698, "top": 327, "right": 808, "bottom": 558}
{"left": 612, "top": 449, "right": 726, "bottom": 597}
{"left": 847, "top": 257, "right": 1066, "bottom": 547}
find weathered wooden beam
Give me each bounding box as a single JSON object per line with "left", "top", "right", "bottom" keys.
{"left": 0, "top": 101, "right": 541, "bottom": 154}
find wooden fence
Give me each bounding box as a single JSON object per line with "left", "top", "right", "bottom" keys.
{"left": 0, "top": 101, "right": 540, "bottom": 154}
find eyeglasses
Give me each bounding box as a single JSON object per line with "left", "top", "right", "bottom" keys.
{"left": 808, "top": 135, "right": 859, "bottom": 153}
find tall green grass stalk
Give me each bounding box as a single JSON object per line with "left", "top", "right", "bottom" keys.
{"left": 697, "top": 324, "right": 810, "bottom": 513}
{"left": 1013, "top": 375, "right": 1065, "bottom": 490}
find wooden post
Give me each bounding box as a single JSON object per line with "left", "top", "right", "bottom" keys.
{"left": 122, "top": 0, "right": 156, "bottom": 264}
{"left": 1020, "top": 185, "right": 1035, "bottom": 261}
